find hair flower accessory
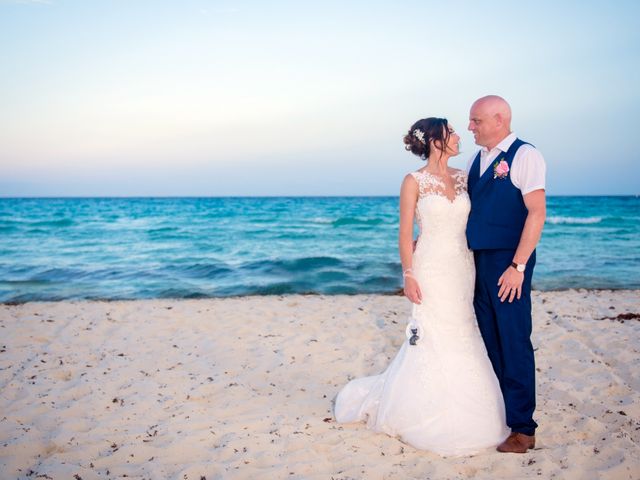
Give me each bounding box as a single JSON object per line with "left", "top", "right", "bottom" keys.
{"left": 413, "top": 129, "right": 426, "bottom": 144}
{"left": 493, "top": 159, "right": 509, "bottom": 179}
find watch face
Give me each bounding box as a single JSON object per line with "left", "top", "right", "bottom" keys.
{"left": 517, "top": 264, "right": 526, "bottom": 272}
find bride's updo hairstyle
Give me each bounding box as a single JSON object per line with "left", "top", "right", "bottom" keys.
{"left": 403, "top": 117, "right": 451, "bottom": 161}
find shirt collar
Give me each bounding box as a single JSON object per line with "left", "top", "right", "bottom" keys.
{"left": 481, "top": 132, "right": 517, "bottom": 154}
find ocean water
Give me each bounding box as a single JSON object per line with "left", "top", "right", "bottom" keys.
{"left": 0, "top": 196, "right": 638, "bottom": 302}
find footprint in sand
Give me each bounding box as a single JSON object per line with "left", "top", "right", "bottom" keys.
{"left": 51, "top": 370, "right": 73, "bottom": 381}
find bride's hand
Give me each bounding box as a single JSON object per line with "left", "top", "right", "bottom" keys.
{"left": 403, "top": 275, "right": 422, "bottom": 304}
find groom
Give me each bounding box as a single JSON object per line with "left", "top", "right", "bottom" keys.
{"left": 465, "top": 95, "right": 546, "bottom": 454}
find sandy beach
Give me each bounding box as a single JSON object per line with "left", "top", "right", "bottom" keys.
{"left": 1, "top": 290, "right": 638, "bottom": 479}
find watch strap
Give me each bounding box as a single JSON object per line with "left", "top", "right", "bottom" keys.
{"left": 510, "top": 261, "right": 525, "bottom": 272}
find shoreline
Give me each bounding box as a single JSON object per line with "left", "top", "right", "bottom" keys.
{"left": 1, "top": 290, "right": 638, "bottom": 478}
{"left": 2, "top": 287, "right": 640, "bottom": 306}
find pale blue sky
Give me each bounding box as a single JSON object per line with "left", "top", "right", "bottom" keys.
{"left": 1, "top": 0, "right": 638, "bottom": 196}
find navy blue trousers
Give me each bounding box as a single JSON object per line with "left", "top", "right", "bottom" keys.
{"left": 473, "top": 249, "right": 538, "bottom": 436}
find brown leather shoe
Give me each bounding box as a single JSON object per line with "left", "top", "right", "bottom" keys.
{"left": 497, "top": 432, "right": 536, "bottom": 453}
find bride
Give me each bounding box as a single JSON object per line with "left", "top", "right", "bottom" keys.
{"left": 334, "top": 117, "right": 509, "bottom": 456}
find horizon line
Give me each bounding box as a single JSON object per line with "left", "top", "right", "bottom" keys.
{"left": 0, "top": 194, "right": 638, "bottom": 200}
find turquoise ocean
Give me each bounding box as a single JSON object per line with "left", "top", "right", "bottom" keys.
{"left": 0, "top": 196, "right": 638, "bottom": 302}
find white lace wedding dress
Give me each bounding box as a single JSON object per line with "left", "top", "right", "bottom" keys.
{"left": 334, "top": 170, "right": 510, "bottom": 456}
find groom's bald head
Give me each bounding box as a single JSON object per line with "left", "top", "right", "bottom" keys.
{"left": 472, "top": 95, "right": 512, "bottom": 126}
{"left": 468, "top": 95, "right": 512, "bottom": 149}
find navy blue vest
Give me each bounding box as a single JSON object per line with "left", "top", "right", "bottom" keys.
{"left": 466, "top": 138, "right": 531, "bottom": 250}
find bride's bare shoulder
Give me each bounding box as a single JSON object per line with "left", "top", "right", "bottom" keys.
{"left": 401, "top": 172, "right": 421, "bottom": 196}
{"left": 403, "top": 172, "right": 419, "bottom": 185}
{"left": 404, "top": 170, "right": 425, "bottom": 180}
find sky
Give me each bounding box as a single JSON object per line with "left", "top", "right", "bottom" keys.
{"left": 0, "top": 0, "right": 638, "bottom": 196}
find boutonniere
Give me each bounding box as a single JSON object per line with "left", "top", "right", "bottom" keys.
{"left": 493, "top": 159, "right": 509, "bottom": 179}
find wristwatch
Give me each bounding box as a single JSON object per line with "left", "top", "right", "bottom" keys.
{"left": 510, "top": 261, "right": 526, "bottom": 273}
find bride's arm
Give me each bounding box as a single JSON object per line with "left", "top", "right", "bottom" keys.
{"left": 399, "top": 175, "right": 422, "bottom": 304}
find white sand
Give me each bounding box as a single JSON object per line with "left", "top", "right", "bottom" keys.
{"left": 1, "top": 290, "right": 639, "bottom": 479}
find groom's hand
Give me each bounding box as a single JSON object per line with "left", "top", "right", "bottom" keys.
{"left": 497, "top": 267, "right": 524, "bottom": 303}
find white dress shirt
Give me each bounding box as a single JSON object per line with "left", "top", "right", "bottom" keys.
{"left": 465, "top": 133, "right": 546, "bottom": 195}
